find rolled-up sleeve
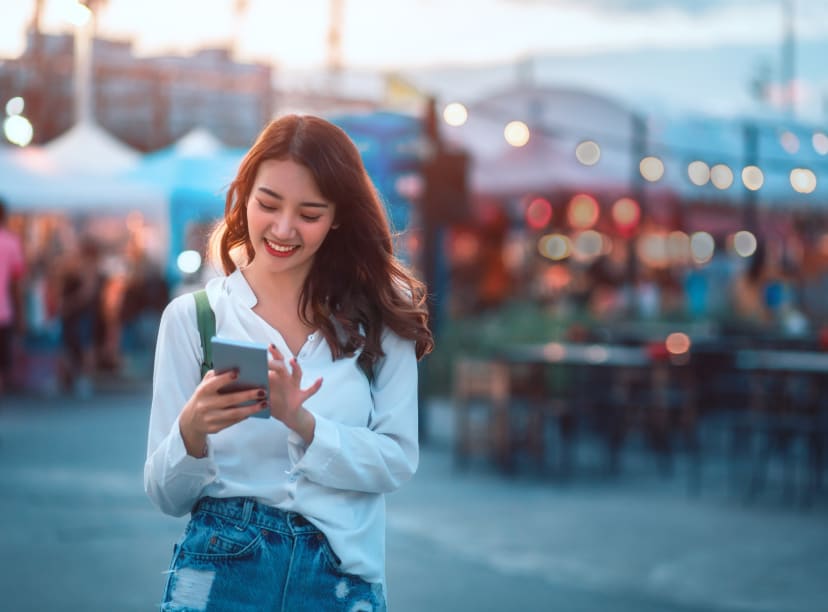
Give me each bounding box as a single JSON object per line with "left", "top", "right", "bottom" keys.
{"left": 143, "top": 295, "right": 217, "bottom": 517}
{"left": 287, "top": 330, "right": 419, "bottom": 493}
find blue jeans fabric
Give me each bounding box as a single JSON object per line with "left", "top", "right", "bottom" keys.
{"left": 161, "top": 497, "right": 386, "bottom": 612}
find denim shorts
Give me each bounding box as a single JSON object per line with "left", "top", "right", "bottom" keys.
{"left": 160, "top": 496, "right": 386, "bottom": 612}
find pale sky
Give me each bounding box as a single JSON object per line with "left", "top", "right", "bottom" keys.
{"left": 1, "top": 0, "right": 827, "bottom": 70}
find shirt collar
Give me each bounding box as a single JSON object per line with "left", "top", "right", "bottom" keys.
{"left": 226, "top": 268, "right": 259, "bottom": 308}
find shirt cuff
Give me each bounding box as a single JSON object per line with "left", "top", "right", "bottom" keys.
{"left": 287, "top": 412, "right": 340, "bottom": 476}
{"left": 169, "top": 417, "right": 214, "bottom": 474}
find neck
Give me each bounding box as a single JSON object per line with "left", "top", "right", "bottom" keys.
{"left": 241, "top": 263, "right": 307, "bottom": 306}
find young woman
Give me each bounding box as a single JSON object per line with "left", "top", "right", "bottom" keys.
{"left": 145, "top": 114, "right": 433, "bottom": 611}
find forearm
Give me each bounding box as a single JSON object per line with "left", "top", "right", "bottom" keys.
{"left": 284, "top": 407, "right": 316, "bottom": 445}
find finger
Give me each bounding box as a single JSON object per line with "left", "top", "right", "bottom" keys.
{"left": 203, "top": 368, "right": 239, "bottom": 392}
{"left": 289, "top": 358, "right": 303, "bottom": 382}
{"left": 218, "top": 387, "right": 266, "bottom": 407}
{"left": 268, "top": 343, "right": 284, "bottom": 362}
{"left": 208, "top": 402, "right": 268, "bottom": 430}
{"left": 267, "top": 358, "right": 288, "bottom": 374}
{"left": 300, "top": 377, "right": 323, "bottom": 401}
{"left": 267, "top": 371, "right": 287, "bottom": 393}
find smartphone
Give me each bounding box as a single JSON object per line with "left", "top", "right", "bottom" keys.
{"left": 211, "top": 336, "right": 271, "bottom": 418}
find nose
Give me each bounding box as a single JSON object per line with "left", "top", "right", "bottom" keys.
{"left": 271, "top": 214, "right": 297, "bottom": 240}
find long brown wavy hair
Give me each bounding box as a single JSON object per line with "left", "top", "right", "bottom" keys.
{"left": 210, "top": 114, "right": 433, "bottom": 376}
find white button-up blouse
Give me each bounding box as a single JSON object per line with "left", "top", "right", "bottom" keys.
{"left": 144, "top": 269, "right": 420, "bottom": 586}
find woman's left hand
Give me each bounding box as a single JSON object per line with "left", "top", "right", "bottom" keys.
{"left": 267, "top": 344, "right": 322, "bottom": 443}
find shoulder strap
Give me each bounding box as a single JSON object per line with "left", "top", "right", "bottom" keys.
{"left": 193, "top": 289, "right": 215, "bottom": 378}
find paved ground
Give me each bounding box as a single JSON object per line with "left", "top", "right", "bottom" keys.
{"left": 1, "top": 384, "right": 826, "bottom": 611}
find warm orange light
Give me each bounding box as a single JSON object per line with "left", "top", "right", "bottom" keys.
{"left": 665, "top": 332, "right": 691, "bottom": 355}
{"left": 611, "top": 197, "right": 640, "bottom": 230}
{"left": 543, "top": 265, "right": 571, "bottom": 291}
{"left": 567, "top": 193, "right": 599, "bottom": 229}
{"left": 450, "top": 229, "right": 479, "bottom": 265}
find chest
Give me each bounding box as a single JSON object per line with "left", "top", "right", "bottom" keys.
{"left": 251, "top": 303, "right": 315, "bottom": 356}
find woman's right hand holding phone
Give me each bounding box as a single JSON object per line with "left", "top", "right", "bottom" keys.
{"left": 178, "top": 369, "right": 267, "bottom": 457}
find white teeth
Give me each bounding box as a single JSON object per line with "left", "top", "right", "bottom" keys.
{"left": 265, "top": 239, "right": 298, "bottom": 253}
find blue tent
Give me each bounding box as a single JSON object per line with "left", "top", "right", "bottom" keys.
{"left": 125, "top": 139, "right": 245, "bottom": 282}
{"left": 328, "top": 111, "right": 424, "bottom": 232}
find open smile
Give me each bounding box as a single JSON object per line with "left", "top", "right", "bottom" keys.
{"left": 264, "top": 238, "right": 300, "bottom": 257}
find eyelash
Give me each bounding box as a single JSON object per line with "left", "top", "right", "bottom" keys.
{"left": 257, "top": 200, "right": 321, "bottom": 222}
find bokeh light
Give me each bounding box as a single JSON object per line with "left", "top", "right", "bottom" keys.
{"left": 62, "top": 1, "right": 93, "bottom": 26}
{"left": 813, "top": 132, "right": 828, "bottom": 155}
{"left": 443, "top": 102, "right": 468, "bottom": 127}
{"left": 741, "top": 165, "right": 764, "bottom": 191}
{"left": 690, "top": 231, "right": 715, "bottom": 264}
{"left": 639, "top": 156, "right": 665, "bottom": 182}
{"left": 687, "top": 160, "right": 710, "bottom": 186}
{"left": 572, "top": 230, "right": 605, "bottom": 262}
{"left": 710, "top": 164, "right": 734, "bottom": 190}
{"left": 611, "top": 197, "right": 640, "bottom": 230}
{"left": 538, "top": 233, "right": 571, "bottom": 260}
{"left": 5, "top": 96, "right": 24, "bottom": 116}
{"left": 177, "top": 250, "right": 202, "bottom": 275}
{"left": 637, "top": 233, "right": 670, "bottom": 268}
{"left": 732, "top": 230, "right": 757, "bottom": 257}
{"left": 525, "top": 197, "right": 553, "bottom": 230}
{"left": 449, "top": 229, "right": 480, "bottom": 264}
{"left": 3, "top": 114, "right": 33, "bottom": 146}
{"left": 780, "top": 130, "right": 800, "bottom": 154}
{"left": 575, "top": 140, "right": 601, "bottom": 166}
{"left": 790, "top": 168, "right": 817, "bottom": 194}
{"left": 504, "top": 120, "right": 530, "bottom": 147}
{"left": 666, "top": 231, "right": 690, "bottom": 264}
{"left": 567, "top": 193, "right": 600, "bottom": 229}
{"left": 665, "top": 332, "right": 691, "bottom": 355}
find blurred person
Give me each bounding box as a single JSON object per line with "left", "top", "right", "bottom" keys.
{"left": 144, "top": 115, "right": 433, "bottom": 610}
{"left": 55, "top": 237, "right": 105, "bottom": 398}
{"left": 731, "top": 244, "right": 769, "bottom": 325}
{"left": 120, "top": 245, "right": 169, "bottom": 375}
{"left": 0, "top": 198, "right": 26, "bottom": 395}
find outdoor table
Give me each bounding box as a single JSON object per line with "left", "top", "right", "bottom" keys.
{"left": 730, "top": 348, "right": 828, "bottom": 502}
{"left": 483, "top": 341, "right": 693, "bottom": 475}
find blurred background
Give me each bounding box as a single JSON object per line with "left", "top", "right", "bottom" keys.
{"left": 1, "top": 1, "right": 828, "bottom": 611}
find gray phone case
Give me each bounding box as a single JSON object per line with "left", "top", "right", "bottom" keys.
{"left": 211, "top": 336, "right": 271, "bottom": 418}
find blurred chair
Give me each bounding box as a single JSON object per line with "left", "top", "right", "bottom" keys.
{"left": 452, "top": 358, "right": 510, "bottom": 470}
{"left": 452, "top": 357, "right": 559, "bottom": 474}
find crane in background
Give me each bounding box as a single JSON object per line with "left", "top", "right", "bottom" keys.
{"left": 327, "top": 0, "right": 344, "bottom": 95}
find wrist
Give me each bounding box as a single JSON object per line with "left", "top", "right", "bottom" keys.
{"left": 179, "top": 422, "right": 208, "bottom": 458}
{"left": 288, "top": 408, "right": 316, "bottom": 445}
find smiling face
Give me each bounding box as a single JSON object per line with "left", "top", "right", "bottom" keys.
{"left": 245, "top": 158, "right": 337, "bottom": 283}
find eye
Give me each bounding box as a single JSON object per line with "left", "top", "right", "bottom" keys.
{"left": 301, "top": 214, "right": 322, "bottom": 222}
{"left": 256, "top": 199, "right": 277, "bottom": 211}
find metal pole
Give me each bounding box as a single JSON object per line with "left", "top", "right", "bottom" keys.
{"left": 743, "top": 122, "right": 759, "bottom": 233}
{"left": 73, "top": 16, "right": 93, "bottom": 124}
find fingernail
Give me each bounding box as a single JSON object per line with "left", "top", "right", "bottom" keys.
{"left": 257, "top": 389, "right": 266, "bottom": 399}
{"left": 259, "top": 401, "right": 267, "bottom": 408}
{"left": 232, "top": 368, "right": 239, "bottom": 379}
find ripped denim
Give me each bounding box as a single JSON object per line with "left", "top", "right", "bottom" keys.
{"left": 160, "top": 497, "right": 386, "bottom": 612}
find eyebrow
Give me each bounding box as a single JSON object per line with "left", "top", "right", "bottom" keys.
{"left": 256, "top": 186, "right": 330, "bottom": 209}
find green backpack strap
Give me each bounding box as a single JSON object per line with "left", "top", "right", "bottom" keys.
{"left": 193, "top": 289, "right": 216, "bottom": 379}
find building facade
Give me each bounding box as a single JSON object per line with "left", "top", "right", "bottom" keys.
{"left": 0, "top": 31, "right": 273, "bottom": 151}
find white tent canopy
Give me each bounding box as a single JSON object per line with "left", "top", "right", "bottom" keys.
{"left": 44, "top": 121, "right": 141, "bottom": 175}
{"left": 0, "top": 122, "right": 167, "bottom": 218}
{"left": 172, "top": 127, "right": 224, "bottom": 157}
